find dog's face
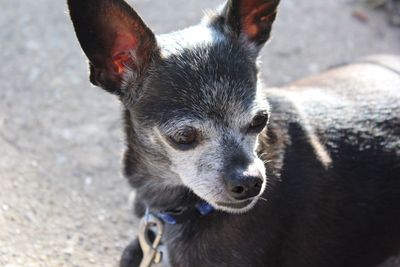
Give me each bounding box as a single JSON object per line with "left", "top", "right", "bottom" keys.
{"left": 131, "top": 42, "right": 270, "bottom": 212}
{"left": 68, "top": 0, "right": 279, "bottom": 212}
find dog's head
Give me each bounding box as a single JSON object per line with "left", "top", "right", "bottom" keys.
{"left": 68, "top": 0, "right": 279, "bottom": 213}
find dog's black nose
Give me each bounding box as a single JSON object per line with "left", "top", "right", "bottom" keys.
{"left": 226, "top": 169, "right": 263, "bottom": 201}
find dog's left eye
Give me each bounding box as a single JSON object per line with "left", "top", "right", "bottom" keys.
{"left": 248, "top": 113, "right": 268, "bottom": 133}
{"left": 169, "top": 127, "right": 198, "bottom": 149}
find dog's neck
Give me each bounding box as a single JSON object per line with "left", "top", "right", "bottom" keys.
{"left": 132, "top": 185, "right": 198, "bottom": 218}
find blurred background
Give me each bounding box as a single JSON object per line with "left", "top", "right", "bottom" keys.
{"left": 1, "top": 0, "right": 399, "bottom": 266}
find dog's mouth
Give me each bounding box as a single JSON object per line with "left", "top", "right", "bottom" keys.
{"left": 198, "top": 177, "right": 267, "bottom": 214}
{"left": 211, "top": 197, "right": 260, "bottom": 214}
{"left": 216, "top": 199, "right": 253, "bottom": 209}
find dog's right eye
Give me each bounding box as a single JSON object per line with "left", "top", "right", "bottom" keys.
{"left": 248, "top": 113, "right": 268, "bottom": 133}
{"left": 169, "top": 127, "right": 198, "bottom": 149}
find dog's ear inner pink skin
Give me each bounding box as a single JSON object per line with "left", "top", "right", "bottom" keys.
{"left": 67, "top": 0, "right": 158, "bottom": 94}
{"left": 225, "top": 0, "right": 280, "bottom": 47}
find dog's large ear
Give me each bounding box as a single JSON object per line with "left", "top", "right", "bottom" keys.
{"left": 67, "top": 0, "right": 158, "bottom": 95}
{"left": 221, "top": 0, "right": 280, "bottom": 50}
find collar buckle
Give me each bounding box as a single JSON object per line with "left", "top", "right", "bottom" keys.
{"left": 156, "top": 201, "right": 214, "bottom": 225}
{"left": 138, "top": 213, "right": 164, "bottom": 267}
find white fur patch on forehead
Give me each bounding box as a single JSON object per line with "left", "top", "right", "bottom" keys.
{"left": 157, "top": 24, "right": 225, "bottom": 57}
{"left": 155, "top": 85, "right": 269, "bottom": 135}
{"left": 197, "top": 79, "right": 270, "bottom": 128}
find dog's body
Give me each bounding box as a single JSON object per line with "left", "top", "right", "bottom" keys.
{"left": 67, "top": 0, "right": 400, "bottom": 266}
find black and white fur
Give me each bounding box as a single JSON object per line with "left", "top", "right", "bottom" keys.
{"left": 67, "top": 0, "right": 400, "bottom": 266}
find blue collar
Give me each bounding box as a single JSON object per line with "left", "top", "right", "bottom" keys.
{"left": 154, "top": 201, "right": 214, "bottom": 225}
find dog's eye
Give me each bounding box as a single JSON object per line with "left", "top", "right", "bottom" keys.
{"left": 248, "top": 113, "right": 268, "bottom": 133}
{"left": 169, "top": 127, "right": 197, "bottom": 149}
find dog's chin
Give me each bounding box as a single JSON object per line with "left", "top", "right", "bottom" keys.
{"left": 191, "top": 179, "right": 267, "bottom": 214}
{"left": 212, "top": 197, "right": 260, "bottom": 214}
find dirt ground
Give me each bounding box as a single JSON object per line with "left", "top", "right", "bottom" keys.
{"left": 1, "top": 0, "right": 399, "bottom": 266}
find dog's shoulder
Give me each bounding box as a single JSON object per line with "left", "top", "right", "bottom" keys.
{"left": 264, "top": 57, "right": 400, "bottom": 177}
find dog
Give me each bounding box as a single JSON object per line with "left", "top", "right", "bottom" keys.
{"left": 67, "top": 0, "right": 400, "bottom": 266}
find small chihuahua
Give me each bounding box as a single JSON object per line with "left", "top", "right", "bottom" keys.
{"left": 67, "top": 0, "right": 400, "bottom": 266}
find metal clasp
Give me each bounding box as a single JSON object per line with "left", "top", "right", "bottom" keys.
{"left": 138, "top": 213, "right": 164, "bottom": 267}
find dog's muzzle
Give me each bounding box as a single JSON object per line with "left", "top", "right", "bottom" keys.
{"left": 224, "top": 167, "right": 263, "bottom": 201}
